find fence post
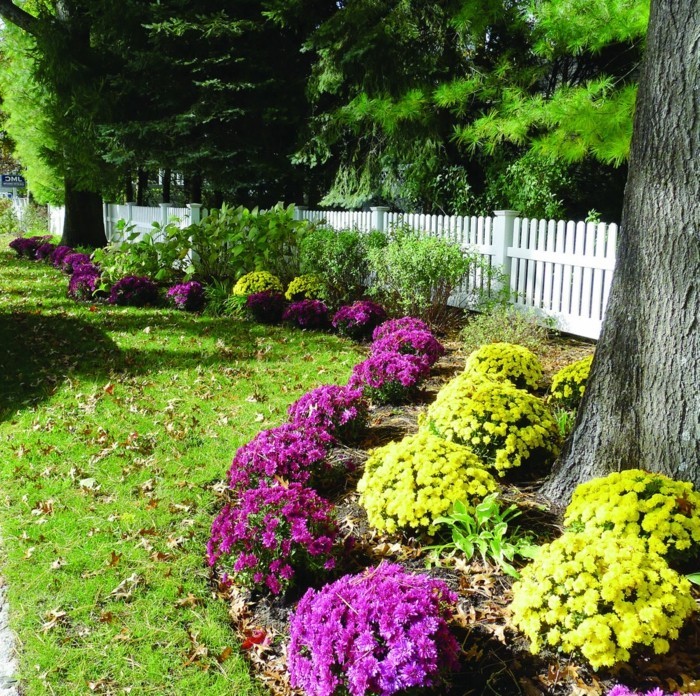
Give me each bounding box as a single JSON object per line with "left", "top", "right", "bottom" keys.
{"left": 492, "top": 210, "right": 518, "bottom": 292}
{"left": 159, "top": 202, "right": 170, "bottom": 227}
{"left": 370, "top": 206, "right": 389, "bottom": 233}
{"left": 103, "top": 202, "right": 110, "bottom": 242}
{"left": 187, "top": 203, "right": 202, "bottom": 225}
{"left": 293, "top": 205, "right": 307, "bottom": 221}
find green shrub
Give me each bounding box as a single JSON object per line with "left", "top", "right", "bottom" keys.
{"left": 464, "top": 342, "right": 543, "bottom": 392}
{"left": 0, "top": 199, "right": 19, "bottom": 236}
{"left": 368, "top": 228, "right": 482, "bottom": 326}
{"left": 426, "top": 373, "right": 560, "bottom": 476}
{"left": 357, "top": 430, "right": 498, "bottom": 534}
{"left": 299, "top": 227, "right": 384, "bottom": 307}
{"left": 511, "top": 530, "right": 696, "bottom": 669}
{"left": 461, "top": 306, "right": 552, "bottom": 355}
{"left": 548, "top": 354, "right": 593, "bottom": 410}
{"left": 564, "top": 469, "right": 700, "bottom": 562}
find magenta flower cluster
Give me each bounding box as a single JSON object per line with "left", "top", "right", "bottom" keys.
{"left": 108, "top": 275, "right": 160, "bottom": 306}
{"left": 608, "top": 687, "right": 700, "bottom": 696}
{"left": 349, "top": 350, "right": 431, "bottom": 404}
{"left": 372, "top": 316, "right": 431, "bottom": 341}
{"left": 245, "top": 290, "right": 286, "bottom": 323}
{"left": 288, "top": 562, "right": 460, "bottom": 696}
{"left": 207, "top": 483, "right": 338, "bottom": 596}
{"left": 61, "top": 252, "right": 93, "bottom": 274}
{"left": 50, "top": 245, "right": 74, "bottom": 268}
{"left": 68, "top": 264, "right": 101, "bottom": 301}
{"left": 227, "top": 423, "right": 334, "bottom": 493}
{"left": 331, "top": 301, "right": 387, "bottom": 341}
{"left": 287, "top": 384, "right": 367, "bottom": 442}
{"left": 167, "top": 281, "right": 205, "bottom": 311}
{"left": 35, "top": 242, "right": 57, "bottom": 261}
{"left": 283, "top": 299, "right": 330, "bottom": 329}
{"left": 371, "top": 327, "right": 445, "bottom": 366}
{"left": 8, "top": 235, "right": 53, "bottom": 259}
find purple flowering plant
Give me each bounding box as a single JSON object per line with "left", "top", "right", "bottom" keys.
{"left": 167, "top": 281, "right": 205, "bottom": 311}
{"left": 349, "top": 350, "right": 431, "bottom": 404}
{"left": 608, "top": 687, "right": 700, "bottom": 696}
{"left": 371, "top": 316, "right": 431, "bottom": 342}
{"left": 371, "top": 327, "right": 445, "bottom": 367}
{"left": 332, "top": 301, "right": 387, "bottom": 341}
{"left": 288, "top": 562, "right": 460, "bottom": 696}
{"left": 287, "top": 384, "right": 368, "bottom": 443}
{"left": 67, "top": 264, "right": 102, "bottom": 301}
{"left": 108, "top": 275, "right": 160, "bottom": 306}
{"left": 283, "top": 299, "right": 330, "bottom": 330}
{"left": 245, "top": 290, "right": 286, "bottom": 324}
{"left": 8, "top": 235, "right": 52, "bottom": 259}
{"left": 35, "top": 242, "right": 57, "bottom": 261}
{"left": 227, "top": 423, "right": 334, "bottom": 494}
{"left": 207, "top": 482, "right": 339, "bottom": 595}
{"left": 61, "top": 252, "right": 93, "bottom": 274}
{"left": 50, "top": 245, "right": 74, "bottom": 268}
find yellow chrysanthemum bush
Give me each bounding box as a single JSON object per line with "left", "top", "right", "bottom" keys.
{"left": 285, "top": 274, "right": 324, "bottom": 301}
{"left": 548, "top": 355, "right": 593, "bottom": 409}
{"left": 464, "top": 342, "right": 544, "bottom": 392}
{"left": 357, "top": 430, "right": 499, "bottom": 535}
{"left": 510, "top": 530, "right": 696, "bottom": 670}
{"left": 564, "top": 469, "right": 700, "bottom": 562}
{"left": 231, "top": 270, "right": 283, "bottom": 297}
{"left": 426, "top": 373, "right": 561, "bottom": 476}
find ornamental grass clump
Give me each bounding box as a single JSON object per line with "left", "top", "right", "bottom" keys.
{"left": 464, "top": 342, "right": 543, "bottom": 392}
{"left": 283, "top": 299, "right": 330, "bottom": 329}
{"left": 564, "top": 469, "right": 700, "bottom": 563}
{"left": 427, "top": 373, "right": 560, "bottom": 476}
{"left": 108, "top": 275, "right": 160, "bottom": 307}
{"left": 371, "top": 327, "right": 445, "bottom": 367}
{"left": 285, "top": 274, "right": 324, "bottom": 302}
{"left": 207, "top": 483, "right": 339, "bottom": 596}
{"left": 231, "top": 270, "right": 283, "bottom": 297}
{"left": 226, "top": 423, "right": 334, "bottom": 494}
{"left": 245, "top": 290, "right": 286, "bottom": 323}
{"left": 166, "top": 281, "right": 205, "bottom": 311}
{"left": 510, "top": 530, "right": 696, "bottom": 670}
{"left": 287, "top": 385, "right": 367, "bottom": 443}
{"left": 67, "top": 264, "right": 101, "bottom": 301}
{"left": 288, "top": 562, "right": 460, "bottom": 696}
{"left": 548, "top": 354, "right": 594, "bottom": 409}
{"left": 349, "top": 350, "right": 431, "bottom": 404}
{"left": 358, "top": 430, "right": 498, "bottom": 534}
{"left": 371, "top": 316, "right": 431, "bottom": 341}
{"left": 331, "top": 301, "right": 387, "bottom": 341}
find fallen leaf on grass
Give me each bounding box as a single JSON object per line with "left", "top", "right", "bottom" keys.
{"left": 50, "top": 557, "right": 67, "bottom": 570}
{"left": 109, "top": 573, "right": 142, "bottom": 601}
{"left": 217, "top": 647, "right": 233, "bottom": 663}
{"left": 241, "top": 628, "right": 269, "bottom": 650}
{"left": 106, "top": 551, "right": 122, "bottom": 568}
{"left": 41, "top": 609, "right": 67, "bottom": 632}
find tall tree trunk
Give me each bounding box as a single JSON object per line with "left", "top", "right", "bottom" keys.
{"left": 136, "top": 167, "right": 149, "bottom": 206}
{"left": 541, "top": 0, "right": 700, "bottom": 503}
{"left": 162, "top": 168, "right": 171, "bottom": 204}
{"left": 125, "top": 173, "right": 134, "bottom": 203}
{"left": 60, "top": 179, "right": 107, "bottom": 248}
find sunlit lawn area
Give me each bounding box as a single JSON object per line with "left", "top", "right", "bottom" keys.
{"left": 0, "top": 239, "right": 362, "bottom": 694}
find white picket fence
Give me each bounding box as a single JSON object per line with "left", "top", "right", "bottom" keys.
{"left": 47, "top": 201, "right": 617, "bottom": 340}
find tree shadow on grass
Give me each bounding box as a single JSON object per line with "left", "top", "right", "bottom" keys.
{"left": 0, "top": 311, "right": 125, "bottom": 421}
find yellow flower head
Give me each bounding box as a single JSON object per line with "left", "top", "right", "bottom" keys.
{"left": 231, "top": 270, "right": 283, "bottom": 297}
{"left": 548, "top": 355, "right": 593, "bottom": 410}
{"left": 464, "top": 342, "right": 544, "bottom": 392}
{"left": 285, "top": 274, "right": 324, "bottom": 301}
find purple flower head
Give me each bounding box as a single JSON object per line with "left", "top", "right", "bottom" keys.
{"left": 287, "top": 384, "right": 368, "bottom": 443}
{"left": 167, "top": 281, "right": 205, "bottom": 311}
{"left": 245, "top": 290, "right": 286, "bottom": 324}
{"left": 332, "top": 301, "right": 387, "bottom": 341}
{"left": 371, "top": 328, "right": 444, "bottom": 366}
{"left": 35, "top": 242, "right": 57, "bottom": 261}
{"left": 283, "top": 299, "right": 329, "bottom": 329}
{"left": 227, "top": 423, "right": 334, "bottom": 493}
{"left": 349, "top": 350, "right": 431, "bottom": 404}
{"left": 67, "top": 264, "right": 101, "bottom": 301}
{"left": 606, "top": 688, "right": 700, "bottom": 696}
{"left": 371, "top": 316, "right": 431, "bottom": 342}
{"left": 288, "top": 562, "right": 460, "bottom": 696}
{"left": 8, "top": 235, "right": 52, "bottom": 260}
{"left": 61, "top": 252, "right": 93, "bottom": 274}
{"left": 207, "top": 482, "right": 338, "bottom": 595}
{"left": 108, "top": 275, "right": 160, "bottom": 307}
{"left": 50, "top": 245, "right": 74, "bottom": 268}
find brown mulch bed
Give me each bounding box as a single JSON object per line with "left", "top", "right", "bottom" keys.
{"left": 212, "top": 330, "right": 700, "bottom": 696}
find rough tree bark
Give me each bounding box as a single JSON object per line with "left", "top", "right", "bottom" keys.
{"left": 61, "top": 179, "right": 107, "bottom": 248}
{"left": 541, "top": 0, "right": 700, "bottom": 503}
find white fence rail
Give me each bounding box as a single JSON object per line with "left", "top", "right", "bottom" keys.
{"left": 47, "top": 202, "right": 617, "bottom": 340}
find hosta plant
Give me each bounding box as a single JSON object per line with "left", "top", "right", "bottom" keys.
{"left": 548, "top": 354, "right": 594, "bottom": 409}
{"left": 282, "top": 299, "right": 330, "bottom": 329}
{"left": 371, "top": 316, "right": 431, "bottom": 342}
{"left": 287, "top": 384, "right": 367, "bottom": 443}
{"left": 231, "top": 270, "right": 283, "bottom": 297}
{"left": 349, "top": 350, "right": 431, "bottom": 404}
{"left": 167, "top": 281, "right": 205, "bottom": 311}
{"left": 108, "top": 275, "right": 160, "bottom": 307}
{"left": 371, "top": 327, "right": 445, "bottom": 367}
{"left": 331, "top": 301, "right": 387, "bottom": 341}
{"left": 285, "top": 274, "right": 324, "bottom": 302}
{"left": 511, "top": 530, "right": 696, "bottom": 670}
{"left": 288, "top": 562, "right": 460, "bottom": 696}
{"left": 464, "top": 342, "right": 543, "bottom": 392}
{"left": 357, "top": 430, "right": 498, "bottom": 534}
{"left": 207, "top": 482, "right": 338, "bottom": 596}
{"left": 564, "top": 469, "right": 700, "bottom": 563}
{"left": 427, "top": 373, "right": 560, "bottom": 476}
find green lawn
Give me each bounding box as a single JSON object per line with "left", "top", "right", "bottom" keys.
{"left": 0, "top": 241, "right": 363, "bottom": 694}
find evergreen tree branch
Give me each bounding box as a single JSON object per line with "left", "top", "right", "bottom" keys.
{"left": 0, "top": 0, "right": 43, "bottom": 36}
